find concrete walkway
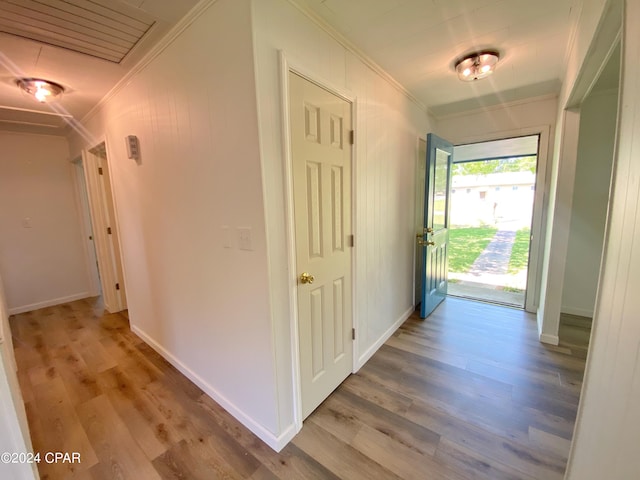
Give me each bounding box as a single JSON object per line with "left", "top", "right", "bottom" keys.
{"left": 468, "top": 230, "right": 517, "bottom": 276}
{"left": 448, "top": 225, "right": 525, "bottom": 307}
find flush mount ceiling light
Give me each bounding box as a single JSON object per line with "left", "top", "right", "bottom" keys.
{"left": 16, "top": 78, "right": 65, "bottom": 103}
{"left": 454, "top": 50, "right": 500, "bottom": 82}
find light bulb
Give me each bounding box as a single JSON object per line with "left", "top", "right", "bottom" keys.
{"left": 35, "top": 87, "right": 50, "bottom": 102}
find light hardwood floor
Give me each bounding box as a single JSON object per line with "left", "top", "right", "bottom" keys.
{"left": 9, "top": 297, "right": 588, "bottom": 479}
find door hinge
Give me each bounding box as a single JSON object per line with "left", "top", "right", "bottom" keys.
{"left": 107, "top": 227, "right": 112, "bottom": 234}
{"left": 349, "top": 130, "right": 354, "bottom": 145}
{"left": 115, "top": 283, "right": 120, "bottom": 290}
{"left": 348, "top": 234, "right": 354, "bottom": 247}
{"left": 352, "top": 328, "right": 355, "bottom": 340}
{"left": 98, "top": 167, "right": 103, "bottom": 175}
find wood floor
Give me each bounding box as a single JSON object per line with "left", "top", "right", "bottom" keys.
{"left": 9, "top": 297, "right": 588, "bottom": 480}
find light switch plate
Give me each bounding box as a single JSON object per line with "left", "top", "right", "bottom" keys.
{"left": 237, "top": 227, "right": 252, "bottom": 251}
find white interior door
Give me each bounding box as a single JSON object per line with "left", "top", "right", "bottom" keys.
{"left": 289, "top": 72, "right": 353, "bottom": 419}
{"left": 72, "top": 158, "right": 101, "bottom": 297}
{"left": 96, "top": 151, "right": 127, "bottom": 310}
{"left": 82, "top": 142, "right": 127, "bottom": 313}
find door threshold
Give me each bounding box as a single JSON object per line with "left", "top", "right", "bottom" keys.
{"left": 446, "top": 293, "right": 524, "bottom": 310}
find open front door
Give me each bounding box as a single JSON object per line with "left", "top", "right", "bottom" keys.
{"left": 419, "top": 133, "right": 453, "bottom": 318}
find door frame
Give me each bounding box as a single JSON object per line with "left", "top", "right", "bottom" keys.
{"left": 279, "top": 51, "right": 357, "bottom": 431}
{"left": 445, "top": 126, "right": 551, "bottom": 313}
{"left": 70, "top": 156, "right": 101, "bottom": 297}
{"left": 414, "top": 137, "right": 427, "bottom": 305}
{"left": 81, "top": 137, "right": 128, "bottom": 313}
{"left": 538, "top": 6, "right": 622, "bottom": 344}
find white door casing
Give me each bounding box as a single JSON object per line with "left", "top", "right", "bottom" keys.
{"left": 82, "top": 142, "right": 127, "bottom": 313}
{"left": 289, "top": 71, "right": 353, "bottom": 419}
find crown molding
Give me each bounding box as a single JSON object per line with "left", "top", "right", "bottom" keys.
{"left": 76, "top": 0, "right": 218, "bottom": 130}
{"left": 285, "top": 0, "right": 426, "bottom": 112}
{"left": 74, "top": 0, "right": 428, "bottom": 137}
{"left": 433, "top": 93, "right": 559, "bottom": 121}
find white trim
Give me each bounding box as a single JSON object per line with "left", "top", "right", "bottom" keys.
{"left": 413, "top": 136, "right": 427, "bottom": 306}
{"left": 560, "top": 306, "right": 594, "bottom": 318}
{"left": 445, "top": 125, "right": 551, "bottom": 314}
{"left": 279, "top": 51, "right": 356, "bottom": 432}
{"left": 70, "top": 157, "right": 101, "bottom": 297}
{"left": 278, "top": 51, "right": 302, "bottom": 433}
{"left": 538, "top": 109, "right": 581, "bottom": 346}
{"left": 82, "top": 137, "right": 128, "bottom": 313}
{"left": 101, "top": 137, "right": 129, "bottom": 312}
{"left": 76, "top": 0, "right": 218, "bottom": 129}
{"left": 356, "top": 306, "right": 415, "bottom": 370}
{"left": 539, "top": 332, "right": 560, "bottom": 346}
{"left": 0, "top": 355, "right": 39, "bottom": 480}
{"left": 285, "top": 0, "right": 425, "bottom": 112}
{"left": 8, "top": 292, "right": 92, "bottom": 315}
{"left": 131, "top": 326, "right": 292, "bottom": 451}
{"left": 565, "top": 26, "right": 622, "bottom": 109}
{"left": 433, "top": 94, "right": 559, "bottom": 121}
{"left": 0, "top": 104, "right": 73, "bottom": 118}
{"left": 251, "top": 3, "right": 287, "bottom": 440}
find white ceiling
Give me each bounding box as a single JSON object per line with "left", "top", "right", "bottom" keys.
{"left": 0, "top": 0, "right": 200, "bottom": 134}
{"left": 295, "top": 0, "right": 582, "bottom": 116}
{"left": 0, "top": 0, "right": 582, "bottom": 135}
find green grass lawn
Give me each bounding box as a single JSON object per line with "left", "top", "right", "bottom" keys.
{"left": 508, "top": 228, "right": 531, "bottom": 274}
{"left": 448, "top": 226, "right": 498, "bottom": 273}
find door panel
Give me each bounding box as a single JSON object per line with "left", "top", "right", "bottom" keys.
{"left": 420, "top": 133, "right": 453, "bottom": 318}
{"left": 82, "top": 143, "right": 127, "bottom": 313}
{"left": 289, "top": 72, "right": 353, "bottom": 419}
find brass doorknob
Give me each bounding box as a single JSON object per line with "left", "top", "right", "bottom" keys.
{"left": 427, "top": 241, "right": 435, "bottom": 246}
{"left": 299, "top": 272, "right": 315, "bottom": 284}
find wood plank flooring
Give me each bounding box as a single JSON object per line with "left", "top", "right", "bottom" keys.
{"left": 9, "top": 297, "right": 588, "bottom": 479}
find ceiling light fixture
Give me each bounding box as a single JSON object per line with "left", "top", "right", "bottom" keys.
{"left": 454, "top": 50, "right": 500, "bottom": 82}
{"left": 16, "top": 78, "right": 65, "bottom": 103}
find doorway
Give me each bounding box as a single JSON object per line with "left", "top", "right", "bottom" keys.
{"left": 81, "top": 141, "right": 127, "bottom": 313}
{"left": 71, "top": 157, "right": 101, "bottom": 297}
{"left": 559, "top": 41, "right": 620, "bottom": 338}
{"left": 447, "top": 135, "right": 540, "bottom": 308}
{"left": 288, "top": 71, "right": 354, "bottom": 419}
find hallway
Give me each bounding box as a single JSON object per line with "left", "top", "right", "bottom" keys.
{"left": 10, "top": 297, "right": 587, "bottom": 479}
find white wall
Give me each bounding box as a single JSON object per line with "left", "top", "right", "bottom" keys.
{"left": 435, "top": 96, "right": 558, "bottom": 145}
{"left": 0, "top": 274, "right": 38, "bottom": 480}
{"left": 566, "top": 1, "right": 640, "bottom": 477}
{"left": 0, "top": 132, "right": 91, "bottom": 314}
{"left": 251, "top": 0, "right": 430, "bottom": 441}
{"left": 561, "top": 89, "right": 618, "bottom": 317}
{"left": 68, "top": 0, "right": 281, "bottom": 448}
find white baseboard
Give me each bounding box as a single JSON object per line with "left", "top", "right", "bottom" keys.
{"left": 8, "top": 292, "right": 92, "bottom": 315}
{"left": 130, "top": 325, "right": 293, "bottom": 452}
{"left": 356, "top": 305, "right": 414, "bottom": 370}
{"left": 560, "top": 306, "right": 593, "bottom": 318}
{"left": 539, "top": 332, "right": 560, "bottom": 345}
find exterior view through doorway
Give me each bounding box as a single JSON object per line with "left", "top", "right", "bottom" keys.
{"left": 447, "top": 135, "right": 539, "bottom": 308}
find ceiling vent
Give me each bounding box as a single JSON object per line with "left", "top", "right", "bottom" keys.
{"left": 0, "top": 0, "right": 155, "bottom": 63}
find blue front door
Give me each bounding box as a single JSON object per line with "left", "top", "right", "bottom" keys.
{"left": 420, "top": 133, "right": 453, "bottom": 318}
